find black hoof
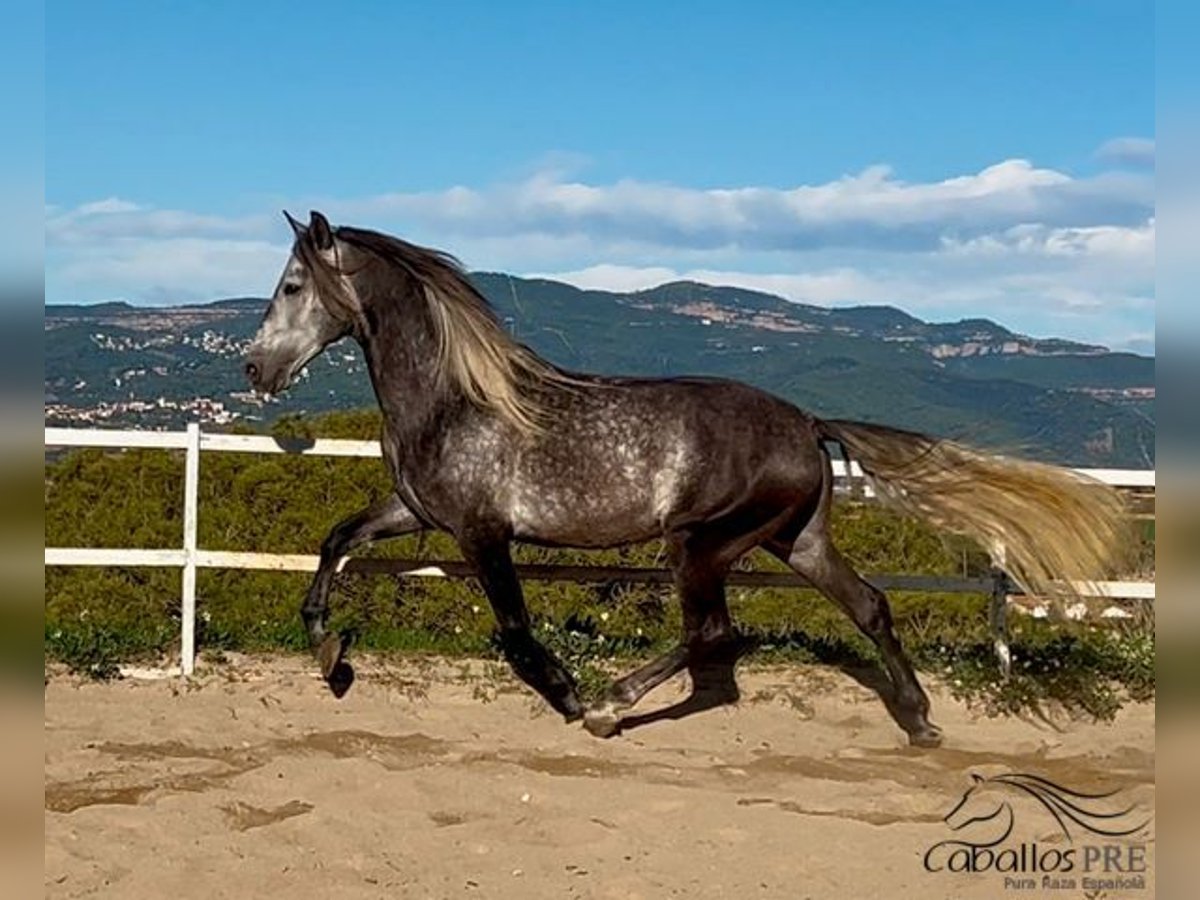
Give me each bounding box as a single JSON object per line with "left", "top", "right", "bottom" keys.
{"left": 907, "top": 723, "right": 944, "bottom": 748}
{"left": 327, "top": 660, "right": 355, "bottom": 699}
{"left": 555, "top": 692, "right": 585, "bottom": 723}
{"left": 317, "top": 633, "right": 355, "bottom": 699}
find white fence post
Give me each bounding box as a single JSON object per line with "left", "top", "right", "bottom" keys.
{"left": 989, "top": 544, "right": 1012, "bottom": 680}
{"left": 180, "top": 422, "right": 200, "bottom": 675}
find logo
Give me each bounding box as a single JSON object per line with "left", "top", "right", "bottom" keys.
{"left": 923, "top": 771, "right": 1152, "bottom": 892}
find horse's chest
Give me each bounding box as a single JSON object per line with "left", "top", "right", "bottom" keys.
{"left": 391, "top": 468, "right": 448, "bottom": 530}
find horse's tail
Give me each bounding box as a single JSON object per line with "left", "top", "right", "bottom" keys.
{"left": 814, "top": 418, "right": 1130, "bottom": 601}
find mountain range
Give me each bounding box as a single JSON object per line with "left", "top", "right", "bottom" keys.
{"left": 44, "top": 275, "right": 1155, "bottom": 467}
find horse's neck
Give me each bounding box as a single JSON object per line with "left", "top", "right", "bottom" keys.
{"left": 358, "top": 303, "right": 454, "bottom": 449}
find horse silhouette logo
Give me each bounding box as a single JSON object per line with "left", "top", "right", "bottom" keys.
{"left": 924, "top": 771, "right": 1152, "bottom": 874}
{"left": 946, "top": 772, "right": 1149, "bottom": 844}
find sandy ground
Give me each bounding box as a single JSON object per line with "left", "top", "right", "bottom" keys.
{"left": 45, "top": 656, "right": 1155, "bottom": 899}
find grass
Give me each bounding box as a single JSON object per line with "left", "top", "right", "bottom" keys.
{"left": 45, "top": 565, "right": 1155, "bottom": 723}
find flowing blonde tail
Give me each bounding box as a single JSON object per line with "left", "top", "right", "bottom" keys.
{"left": 816, "top": 419, "right": 1131, "bottom": 600}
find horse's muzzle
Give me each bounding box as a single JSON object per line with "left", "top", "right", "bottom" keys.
{"left": 243, "top": 353, "right": 289, "bottom": 395}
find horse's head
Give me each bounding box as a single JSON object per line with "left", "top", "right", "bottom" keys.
{"left": 944, "top": 773, "right": 1009, "bottom": 833}
{"left": 244, "top": 210, "right": 356, "bottom": 395}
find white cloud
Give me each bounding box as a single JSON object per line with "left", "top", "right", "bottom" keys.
{"left": 331, "top": 158, "right": 1151, "bottom": 254}
{"left": 75, "top": 197, "right": 143, "bottom": 216}
{"left": 46, "top": 158, "right": 1153, "bottom": 261}
{"left": 1095, "top": 136, "right": 1155, "bottom": 169}
{"left": 46, "top": 200, "right": 272, "bottom": 245}
{"left": 940, "top": 220, "right": 1154, "bottom": 265}
{"left": 43, "top": 149, "right": 1155, "bottom": 350}
{"left": 48, "top": 238, "right": 288, "bottom": 305}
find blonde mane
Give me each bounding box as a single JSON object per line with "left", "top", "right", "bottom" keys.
{"left": 302, "top": 226, "right": 576, "bottom": 433}
{"left": 423, "top": 280, "right": 571, "bottom": 433}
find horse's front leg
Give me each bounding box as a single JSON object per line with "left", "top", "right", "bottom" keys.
{"left": 459, "top": 529, "right": 584, "bottom": 721}
{"left": 303, "top": 493, "right": 425, "bottom": 696}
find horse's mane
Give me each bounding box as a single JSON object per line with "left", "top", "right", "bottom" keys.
{"left": 984, "top": 773, "right": 1148, "bottom": 840}
{"left": 300, "top": 226, "right": 573, "bottom": 433}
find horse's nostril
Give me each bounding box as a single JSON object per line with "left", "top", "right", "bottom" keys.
{"left": 245, "top": 361, "right": 260, "bottom": 382}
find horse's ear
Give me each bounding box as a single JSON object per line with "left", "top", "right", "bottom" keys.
{"left": 971, "top": 773, "right": 984, "bottom": 784}
{"left": 309, "top": 210, "right": 334, "bottom": 251}
{"left": 283, "top": 210, "right": 307, "bottom": 240}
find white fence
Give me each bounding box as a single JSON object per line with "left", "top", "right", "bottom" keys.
{"left": 45, "top": 425, "right": 1156, "bottom": 676}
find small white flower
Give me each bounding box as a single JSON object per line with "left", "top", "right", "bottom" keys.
{"left": 600, "top": 611, "right": 610, "bottom": 622}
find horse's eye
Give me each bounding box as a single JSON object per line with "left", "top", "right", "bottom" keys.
{"left": 282, "top": 283, "right": 301, "bottom": 296}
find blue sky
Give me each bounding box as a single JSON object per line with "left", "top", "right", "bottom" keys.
{"left": 46, "top": 1, "right": 1155, "bottom": 353}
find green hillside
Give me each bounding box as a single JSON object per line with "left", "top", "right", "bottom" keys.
{"left": 44, "top": 274, "right": 1154, "bottom": 467}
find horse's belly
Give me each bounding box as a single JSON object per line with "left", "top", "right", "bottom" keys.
{"left": 508, "top": 488, "right": 661, "bottom": 548}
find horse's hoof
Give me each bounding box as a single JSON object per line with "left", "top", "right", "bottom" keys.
{"left": 326, "top": 661, "right": 355, "bottom": 699}
{"left": 582, "top": 706, "right": 623, "bottom": 739}
{"left": 908, "top": 724, "right": 943, "bottom": 748}
{"left": 317, "top": 634, "right": 354, "bottom": 699}
{"left": 317, "top": 634, "right": 343, "bottom": 680}
{"left": 556, "top": 690, "right": 586, "bottom": 723}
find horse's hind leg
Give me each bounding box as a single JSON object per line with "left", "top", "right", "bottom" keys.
{"left": 583, "top": 530, "right": 740, "bottom": 738}
{"left": 767, "top": 527, "right": 942, "bottom": 747}
{"left": 459, "top": 530, "right": 584, "bottom": 722}
{"left": 302, "top": 494, "right": 424, "bottom": 695}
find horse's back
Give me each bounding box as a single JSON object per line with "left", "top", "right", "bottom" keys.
{"left": 568, "top": 375, "right": 821, "bottom": 462}
{"left": 500, "top": 375, "right": 825, "bottom": 546}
